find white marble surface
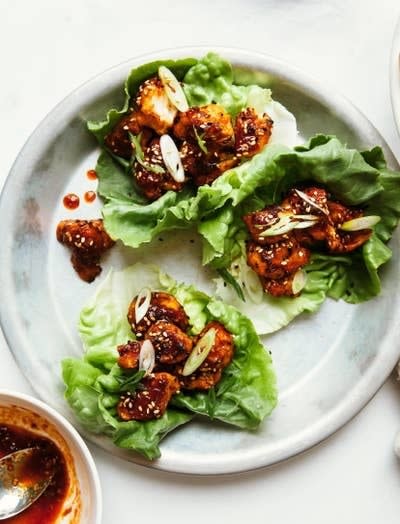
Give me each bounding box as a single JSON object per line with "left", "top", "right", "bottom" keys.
{"left": 1, "top": 0, "right": 400, "bottom": 522}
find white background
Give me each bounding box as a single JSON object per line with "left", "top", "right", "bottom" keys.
{"left": 1, "top": 0, "right": 400, "bottom": 522}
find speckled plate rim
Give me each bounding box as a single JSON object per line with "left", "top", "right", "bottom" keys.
{"left": 390, "top": 16, "right": 400, "bottom": 137}
{"left": 1, "top": 46, "right": 400, "bottom": 475}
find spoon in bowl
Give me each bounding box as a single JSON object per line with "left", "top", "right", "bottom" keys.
{"left": 0, "top": 448, "right": 54, "bottom": 520}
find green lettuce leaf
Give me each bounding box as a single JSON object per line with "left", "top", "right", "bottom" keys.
{"left": 62, "top": 264, "right": 277, "bottom": 459}
{"left": 183, "top": 52, "right": 272, "bottom": 116}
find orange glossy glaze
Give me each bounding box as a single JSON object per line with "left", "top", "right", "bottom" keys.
{"left": 0, "top": 425, "right": 69, "bottom": 524}
{"left": 86, "top": 169, "right": 98, "bottom": 180}
{"left": 63, "top": 193, "right": 80, "bottom": 210}
{"left": 84, "top": 190, "right": 96, "bottom": 203}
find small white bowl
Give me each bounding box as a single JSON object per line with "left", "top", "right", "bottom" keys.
{"left": 0, "top": 390, "right": 102, "bottom": 523}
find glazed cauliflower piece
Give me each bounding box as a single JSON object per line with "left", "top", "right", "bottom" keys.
{"left": 178, "top": 321, "right": 234, "bottom": 390}
{"left": 56, "top": 219, "right": 114, "bottom": 283}
{"left": 246, "top": 239, "right": 310, "bottom": 281}
{"left": 174, "top": 103, "right": 235, "bottom": 148}
{"left": 134, "top": 77, "right": 178, "bottom": 135}
{"left": 127, "top": 291, "right": 189, "bottom": 339}
{"left": 234, "top": 107, "right": 273, "bottom": 158}
{"left": 117, "top": 372, "right": 180, "bottom": 421}
{"left": 145, "top": 320, "right": 193, "bottom": 365}
{"left": 133, "top": 137, "right": 186, "bottom": 200}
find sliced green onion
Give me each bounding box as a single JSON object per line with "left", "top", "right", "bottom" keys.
{"left": 294, "top": 189, "right": 329, "bottom": 215}
{"left": 254, "top": 221, "right": 278, "bottom": 229}
{"left": 340, "top": 215, "right": 381, "bottom": 231}
{"left": 217, "top": 268, "right": 245, "bottom": 302}
{"left": 258, "top": 212, "right": 319, "bottom": 237}
{"left": 129, "top": 132, "right": 165, "bottom": 174}
{"left": 293, "top": 220, "right": 318, "bottom": 229}
{"left": 160, "top": 134, "right": 185, "bottom": 182}
{"left": 139, "top": 340, "right": 155, "bottom": 376}
{"left": 292, "top": 269, "right": 307, "bottom": 295}
{"left": 117, "top": 370, "right": 146, "bottom": 392}
{"left": 240, "top": 262, "right": 263, "bottom": 304}
{"left": 292, "top": 214, "right": 319, "bottom": 220}
{"left": 129, "top": 132, "right": 143, "bottom": 159}
{"left": 258, "top": 214, "right": 293, "bottom": 237}
{"left": 135, "top": 287, "right": 152, "bottom": 324}
{"left": 182, "top": 328, "right": 216, "bottom": 376}
{"left": 193, "top": 127, "right": 208, "bottom": 154}
{"left": 158, "top": 66, "right": 189, "bottom": 112}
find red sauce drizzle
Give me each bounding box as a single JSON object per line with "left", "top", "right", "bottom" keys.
{"left": 0, "top": 425, "right": 69, "bottom": 523}
{"left": 84, "top": 191, "right": 97, "bottom": 203}
{"left": 86, "top": 169, "right": 98, "bottom": 180}
{"left": 63, "top": 193, "right": 80, "bottom": 210}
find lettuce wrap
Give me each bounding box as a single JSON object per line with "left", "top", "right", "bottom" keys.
{"left": 88, "top": 52, "right": 298, "bottom": 248}
{"left": 62, "top": 264, "right": 277, "bottom": 460}
{"left": 204, "top": 135, "right": 400, "bottom": 334}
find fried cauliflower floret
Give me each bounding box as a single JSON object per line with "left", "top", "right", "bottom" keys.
{"left": 243, "top": 189, "right": 329, "bottom": 247}
{"left": 327, "top": 227, "right": 372, "bottom": 253}
{"left": 242, "top": 205, "right": 288, "bottom": 246}
{"left": 103, "top": 76, "right": 177, "bottom": 159}
{"left": 242, "top": 186, "right": 373, "bottom": 298}
{"left": 282, "top": 189, "right": 371, "bottom": 252}
{"left": 174, "top": 103, "right": 235, "bottom": 148}
{"left": 287, "top": 195, "right": 371, "bottom": 253}
{"left": 234, "top": 107, "right": 273, "bottom": 158}
{"left": 127, "top": 291, "right": 189, "bottom": 339}
{"left": 180, "top": 140, "right": 238, "bottom": 186}
{"left": 261, "top": 273, "right": 299, "bottom": 297}
{"left": 327, "top": 201, "right": 362, "bottom": 225}
{"left": 145, "top": 320, "right": 193, "bottom": 365}
{"left": 134, "top": 77, "right": 177, "bottom": 135}
{"left": 325, "top": 201, "right": 371, "bottom": 253}
{"left": 117, "top": 341, "right": 141, "bottom": 370}
{"left": 292, "top": 220, "right": 333, "bottom": 246}
{"left": 117, "top": 372, "right": 180, "bottom": 421}
{"left": 178, "top": 321, "right": 234, "bottom": 390}
{"left": 246, "top": 239, "right": 310, "bottom": 280}
{"left": 281, "top": 187, "right": 329, "bottom": 216}
{"left": 104, "top": 112, "right": 141, "bottom": 159}
{"left": 133, "top": 137, "right": 185, "bottom": 200}
{"left": 56, "top": 219, "right": 115, "bottom": 283}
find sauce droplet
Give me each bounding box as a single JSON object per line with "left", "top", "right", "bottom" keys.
{"left": 63, "top": 193, "right": 80, "bottom": 210}
{"left": 84, "top": 191, "right": 97, "bottom": 203}
{"left": 86, "top": 169, "right": 98, "bottom": 180}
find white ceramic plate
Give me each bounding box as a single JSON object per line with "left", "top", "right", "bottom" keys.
{"left": 391, "top": 17, "right": 400, "bottom": 136}
{"left": 1, "top": 47, "right": 400, "bottom": 475}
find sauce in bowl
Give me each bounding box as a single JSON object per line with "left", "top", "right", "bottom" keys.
{"left": 0, "top": 425, "right": 69, "bottom": 523}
